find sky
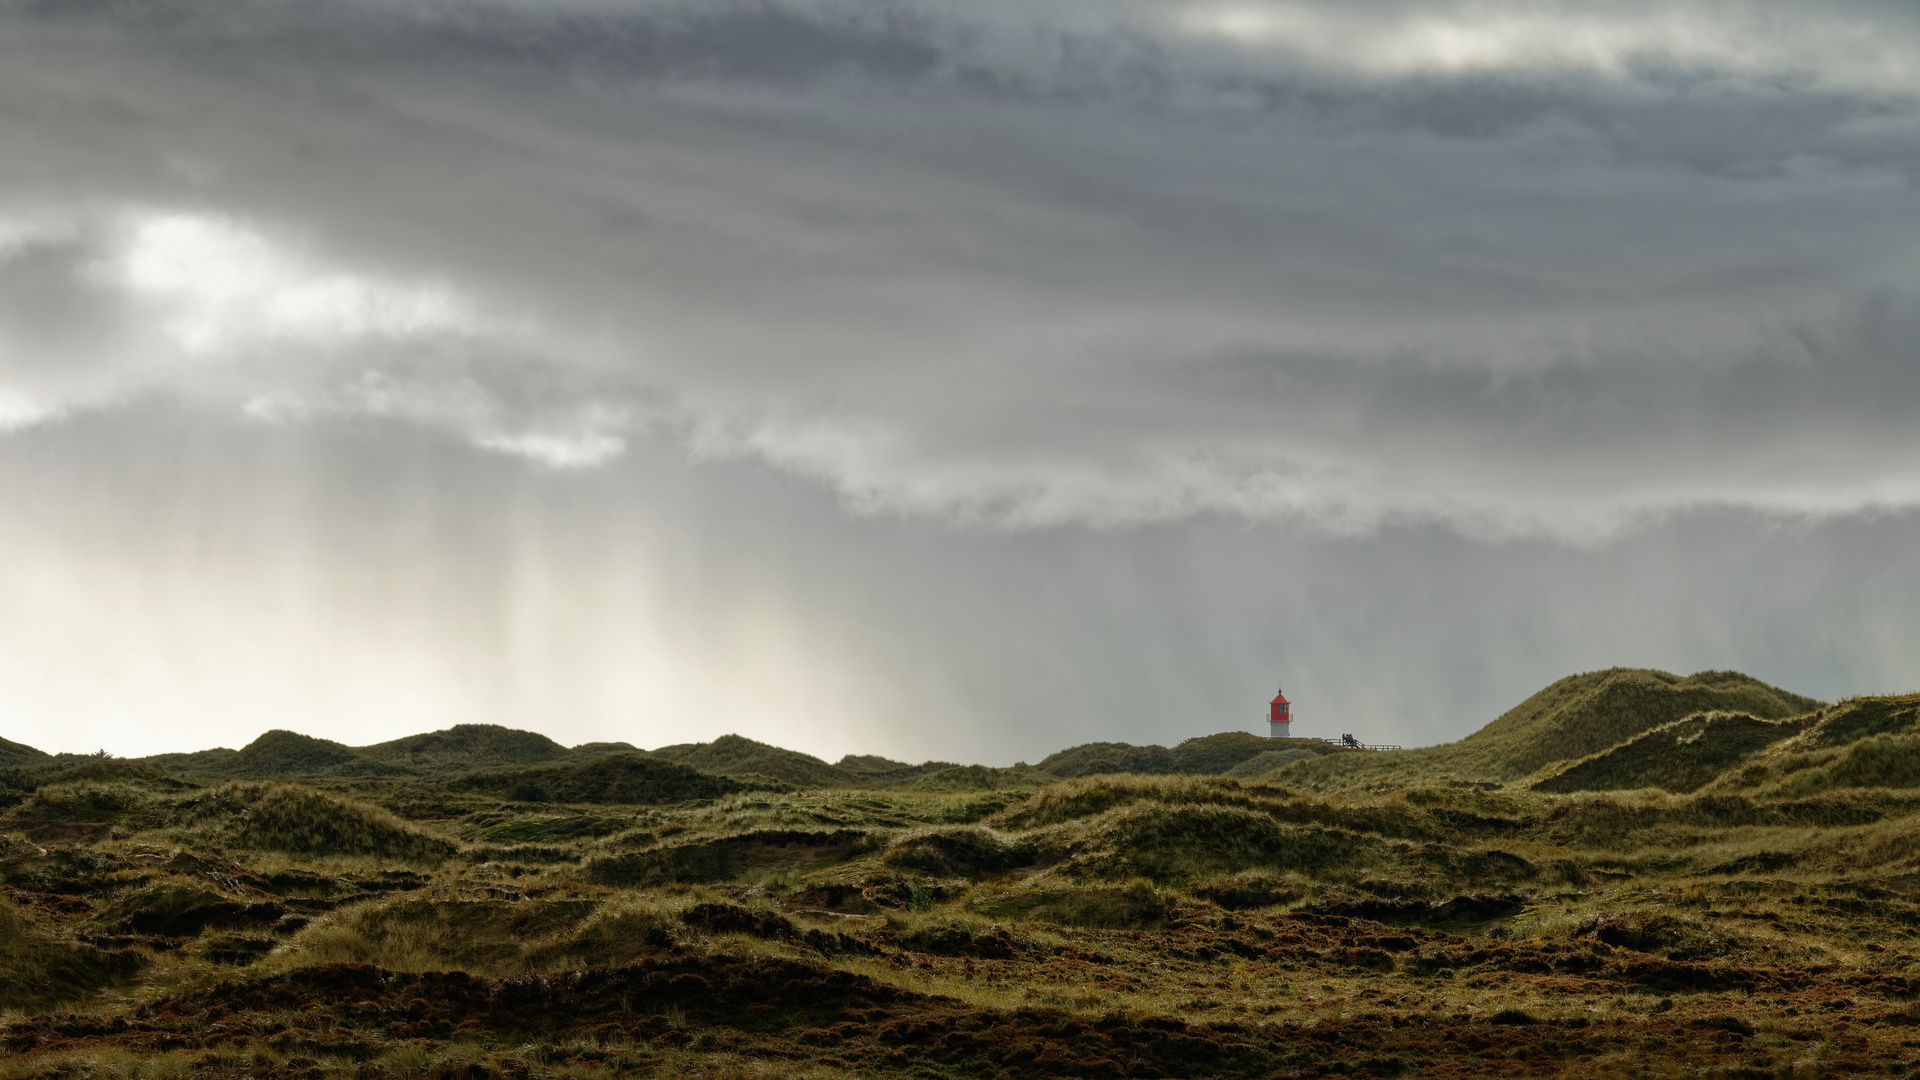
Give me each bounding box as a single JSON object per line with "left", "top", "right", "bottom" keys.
{"left": 3, "top": 0, "right": 1920, "bottom": 762}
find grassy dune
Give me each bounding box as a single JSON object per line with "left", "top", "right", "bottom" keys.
{"left": 17, "top": 669, "right": 1920, "bottom": 1077}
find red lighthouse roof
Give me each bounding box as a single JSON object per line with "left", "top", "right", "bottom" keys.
{"left": 1270, "top": 688, "right": 1290, "bottom": 705}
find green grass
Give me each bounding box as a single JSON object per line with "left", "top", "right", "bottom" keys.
{"left": 206, "top": 730, "right": 388, "bottom": 780}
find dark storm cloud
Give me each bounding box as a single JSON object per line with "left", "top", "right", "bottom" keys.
{"left": 2, "top": 0, "right": 1918, "bottom": 534}
{"left": 4, "top": 0, "right": 1920, "bottom": 751}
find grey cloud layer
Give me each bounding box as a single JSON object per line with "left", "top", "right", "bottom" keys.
{"left": 2, "top": 0, "right": 1918, "bottom": 534}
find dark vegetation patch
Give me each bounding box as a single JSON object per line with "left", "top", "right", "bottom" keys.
{"left": 445, "top": 753, "right": 744, "bottom": 805}
{"left": 207, "top": 731, "right": 385, "bottom": 780}
{"left": 1038, "top": 731, "right": 1333, "bottom": 779}
{"left": 5, "top": 951, "right": 1879, "bottom": 1079}
{"left": 0, "top": 894, "right": 145, "bottom": 1010}
{"left": 894, "top": 764, "right": 1061, "bottom": 792}
{"left": 648, "top": 734, "right": 860, "bottom": 788}
{"left": 0, "top": 734, "right": 50, "bottom": 768}
{"left": 95, "top": 885, "right": 291, "bottom": 939}
{"left": 360, "top": 725, "right": 571, "bottom": 771}
{"left": 3, "top": 957, "right": 1302, "bottom": 1077}
{"left": 834, "top": 754, "right": 960, "bottom": 782}
{"left": 1574, "top": 911, "right": 1753, "bottom": 962}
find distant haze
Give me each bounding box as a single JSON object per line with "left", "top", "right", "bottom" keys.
{"left": 3, "top": 0, "right": 1920, "bottom": 761}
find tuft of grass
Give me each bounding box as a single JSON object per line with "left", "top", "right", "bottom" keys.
{"left": 1, "top": 781, "right": 154, "bottom": 840}
{"left": 212, "top": 782, "right": 460, "bottom": 863}
{"left": 285, "top": 896, "right": 605, "bottom": 975}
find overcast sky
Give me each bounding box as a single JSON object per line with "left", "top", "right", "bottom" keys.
{"left": 3, "top": 0, "right": 1919, "bottom": 761}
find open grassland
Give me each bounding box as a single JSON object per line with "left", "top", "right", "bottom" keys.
{"left": 15, "top": 670, "right": 1920, "bottom": 1076}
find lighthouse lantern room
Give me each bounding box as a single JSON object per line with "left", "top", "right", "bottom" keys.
{"left": 1268, "top": 689, "right": 1292, "bottom": 739}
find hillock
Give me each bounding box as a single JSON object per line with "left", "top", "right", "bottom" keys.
{"left": 1464, "top": 668, "right": 1820, "bottom": 776}
{"left": 1224, "top": 746, "right": 1324, "bottom": 777}
{"left": 892, "top": 763, "right": 1059, "bottom": 792}
{"left": 1039, "top": 730, "right": 1319, "bottom": 778}
{"left": 141, "top": 748, "right": 239, "bottom": 775}
{"left": 650, "top": 734, "right": 860, "bottom": 788}
{"left": 211, "top": 782, "right": 459, "bottom": 862}
{"left": 836, "top": 754, "right": 959, "bottom": 782}
{"left": 214, "top": 730, "right": 372, "bottom": 779}
{"left": 570, "top": 741, "right": 640, "bottom": 757}
{"left": 1274, "top": 668, "right": 1823, "bottom": 792}
{"left": 361, "top": 724, "right": 570, "bottom": 771}
{"left": 31, "top": 759, "right": 191, "bottom": 790}
{"left": 1533, "top": 712, "right": 1813, "bottom": 794}
{"left": 1700, "top": 694, "right": 1920, "bottom": 797}
{"left": 0, "top": 735, "right": 49, "bottom": 768}
{"left": 1036, "top": 741, "right": 1177, "bottom": 777}
{"left": 446, "top": 753, "right": 746, "bottom": 805}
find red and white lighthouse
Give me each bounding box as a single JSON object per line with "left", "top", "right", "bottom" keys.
{"left": 1268, "top": 688, "right": 1292, "bottom": 738}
